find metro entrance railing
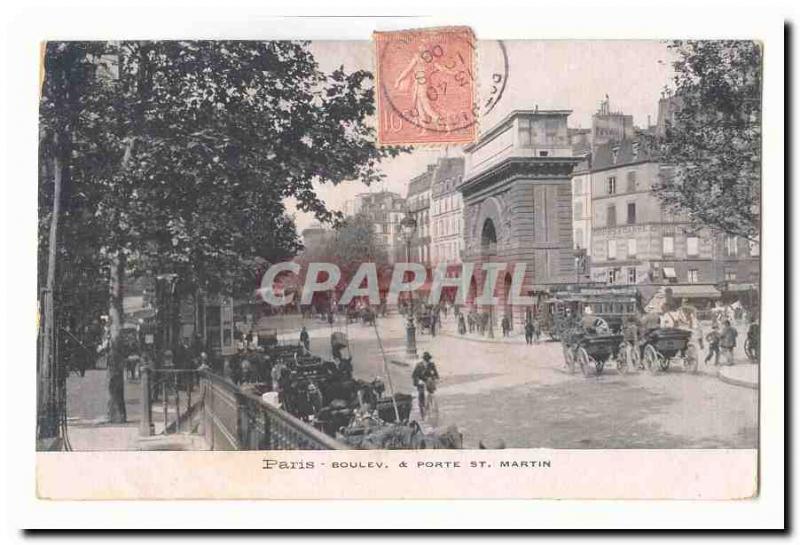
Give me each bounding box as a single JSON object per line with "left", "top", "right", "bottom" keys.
{"left": 139, "top": 366, "right": 346, "bottom": 450}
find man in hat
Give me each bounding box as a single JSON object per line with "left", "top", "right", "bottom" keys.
{"left": 705, "top": 323, "right": 721, "bottom": 366}
{"left": 412, "top": 352, "right": 440, "bottom": 418}
{"left": 720, "top": 319, "right": 738, "bottom": 366}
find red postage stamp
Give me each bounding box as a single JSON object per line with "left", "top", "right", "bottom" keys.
{"left": 374, "top": 26, "right": 478, "bottom": 146}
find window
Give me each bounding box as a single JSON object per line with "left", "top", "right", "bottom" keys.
{"left": 539, "top": 151, "right": 549, "bottom": 157}
{"left": 725, "top": 236, "right": 739, "bottom": 257}
{"left": 608, "top": 268, "right": 620, "bottom": 284}
{"left": 574, "top": 202, "right": 582, "bottom": 219}
{"left": 626, "top": 171, "right": 637, "bottom": 192}
{"left": 607, "top": 176, "right": 617, "bottom": 194}
{"left": 607, "top": 240, "right": 617, "bottom": 260}
{"left": 687, "top": 269, "right": 699, "bottom": 283}
{"left": 627, "top": 238, "right": 637, "bottom": 258}
{"left": 627, "top": 267, "right": 637, "bottom": 284}
{"left": 611, "top": 147, "right": 620, "bottom": 164}
{"left": 725, "top": 270, "right": 737, "bottom": 281}
{"left": 687, "top": 236, "right": 699, "bottom": 257}
{"left": 632, "top": 142, "right": 640, "bottom": 160}
{"left": 519, "top": 117, "right": 533, "bottom": 147}
{"left": 626, "top": 203, "right": 636, "bottom": 224}
{"left": 606, "top": 205, "right": 617, "bottom": 227}
{"left": 662, "top": 236, "right": 674, "bottom": 256}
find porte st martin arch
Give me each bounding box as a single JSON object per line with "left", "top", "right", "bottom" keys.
{"left": 461, "top": 110, "right": 581, "bottom": 326}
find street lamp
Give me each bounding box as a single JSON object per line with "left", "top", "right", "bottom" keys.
{"left": 399, "top": 211, "right": 418, "bottom": 360}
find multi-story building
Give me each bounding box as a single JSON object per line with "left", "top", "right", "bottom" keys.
{"left": 430, "top": 157, "right": 466, "bottom": 266}
{"left": 406, "top": 166, "right": 434, "bottom": 264}
{"left": 591, "top": 95, "right": 634, "bottom": 148}
{"left": 588, "top": 139, "right": 760, "bottom": 308}
{"left": 571, "top": 157, "right": 593, "bottom": 254}
{"left": 461, "top": 109, "right": 579, "bottom": 326}
{"left": 349, "top": 191, "right": 407, "bottom": 263}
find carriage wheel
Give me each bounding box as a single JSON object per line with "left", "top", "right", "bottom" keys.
{"left": 658, "top": 355, "right": 671, "bottom": 372}
{"left": 576, "top": 347, "right": 594, "bottom": 377}
{"left": 616, "top": 343, "right": 629, "bottom": 375}
{"left": 744, "top": 338, "right": 758, "bottom": 363}
{"left": 643, "top": 345, "right": 660, "bottom": 374}
{"left": 563, "top": 345, "right": 576, "bottom": 374}
{"left": 684, "top": 344, "right": 699, "bottom": 374}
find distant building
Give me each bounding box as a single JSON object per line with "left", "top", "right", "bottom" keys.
{"left": 591, "top": 95, "right": 634, "bottom": 150}
{"left": 430, "top": 157, "right": 466, "bottom": 266}
{"left": 406, "top": 166, "right": 434, "bottom": 264}
{"left": 300, "top": 222, "right": 331, "bottom": 252}
{"left": 350, "top": 191, "right": 407, "bottom": 263}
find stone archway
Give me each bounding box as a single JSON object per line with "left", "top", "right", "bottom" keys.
{"left": 481, "top": 218, "right": 497, "bottom": 255}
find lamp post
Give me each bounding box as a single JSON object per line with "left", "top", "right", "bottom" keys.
{"left": 399, "top": 212, "right": 418, "bottom": 360}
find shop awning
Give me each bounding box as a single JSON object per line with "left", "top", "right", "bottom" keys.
{"left": 725, "top": 282, "right": 758, "bottom": 292}
{"left": 667, "top": 285, "right": 722, "bottom": 299}
{"left": 662, "top": 267, "right": 676, "bottom": 278}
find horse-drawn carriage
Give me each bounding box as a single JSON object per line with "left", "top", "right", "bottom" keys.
{"left": 639, "top": 327, "right": 698, "bottom": 373}
{"left": 564, "top": 333, "right": 625, "bottom": 377}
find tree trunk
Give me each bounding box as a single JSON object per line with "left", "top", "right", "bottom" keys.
{"left": 38, "top": 133, "right": 63, "bottom": 440}
{"left": 106, "top": 250, "right": 127, "bottom": 423}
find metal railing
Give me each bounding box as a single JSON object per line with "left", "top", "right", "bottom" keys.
{"left": 200, "top": 371, "right": 346, "bottom": 450}
{"left": 139, "top": 367, "right": 201, "bottom": 437}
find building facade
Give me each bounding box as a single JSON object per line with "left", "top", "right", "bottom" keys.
{"left": 349, "top": 191, "right": 407, "bottom": 263}
{"left": 406, "top": 166, "right": 434, "bottom": 264}
{"left": 461, "top": 110, "right": 580, "bottom": 326}
{"left": 588, "top": 140, "right": 760, "bottom": 307}
{"left": 591, "top": 95, "right": 634, "bottom": 147}
{"left": 571, "top": 157, "right": 593, "bottom": 254}
{"left": 430, "top": 157, "right": 466, "bottom": 266}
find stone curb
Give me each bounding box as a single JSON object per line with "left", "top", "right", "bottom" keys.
{"left": 438, "top": 331, "right": 536, "bottom": 345}
{"left": 717, "top": 366, "right": 759, "bottom": 390}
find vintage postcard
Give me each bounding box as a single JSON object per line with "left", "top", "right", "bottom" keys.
{"left": 35, "top": 34, "right": 762, "bottom": 502}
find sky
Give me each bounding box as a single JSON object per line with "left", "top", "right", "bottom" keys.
{"left": 287, "top": 40, "right": 676, "bottom": 232}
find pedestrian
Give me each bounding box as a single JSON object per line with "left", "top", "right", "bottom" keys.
{"left": 532, "top": 316, "right": 541, "bottom": 343}
{"left": 720, "top": 319, "right": 738, "bottom": 366}
{"left": 126, "top": 353, "right": 140, "bottom": 380}
{"left": 524, "top": 320, "right": 534, "bottom": 344}
{"left": 412, "top": 351, "right": 439, "bottom": 419}
{"left": 501, "top": 315, "right": 510, "bottom": 337}
{"left": 458, "top": 313, "right": 467, "bottom": 335}
{"left": 299, "top": 325, "right": 310, "bottom": 352}
{"left": 705, "top": 324, "right": 721, "bottom": 366}
{"left": 429, "top": 310, "right": 437, "bottom": 337}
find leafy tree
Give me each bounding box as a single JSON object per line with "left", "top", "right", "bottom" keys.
{"left": 654, "top": 40, "right": 761, "bottom": 241}
{"left": 39, "top": 41, "right": 406, "bottom": 423}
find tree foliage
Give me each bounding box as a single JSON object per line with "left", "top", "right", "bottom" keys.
{"left": 39, "top": 40, "right": 406, "bottom": 421}
{"left": 654, "top": 40, "right": 762, "bottom": 241}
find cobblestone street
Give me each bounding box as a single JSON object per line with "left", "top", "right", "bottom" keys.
{"left": 288, "top": 312, "right": 758, "bottom": 449}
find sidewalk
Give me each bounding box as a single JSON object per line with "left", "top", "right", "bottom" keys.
{"left": 717, "top": 363, "right": 759, "bottom": 389}
{"left": 65, "top": 369, "right": 205, "bottom": 451}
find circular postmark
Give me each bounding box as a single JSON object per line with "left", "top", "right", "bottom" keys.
{"left": 377, "top": 29, "right": 508, "bottom": 141}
